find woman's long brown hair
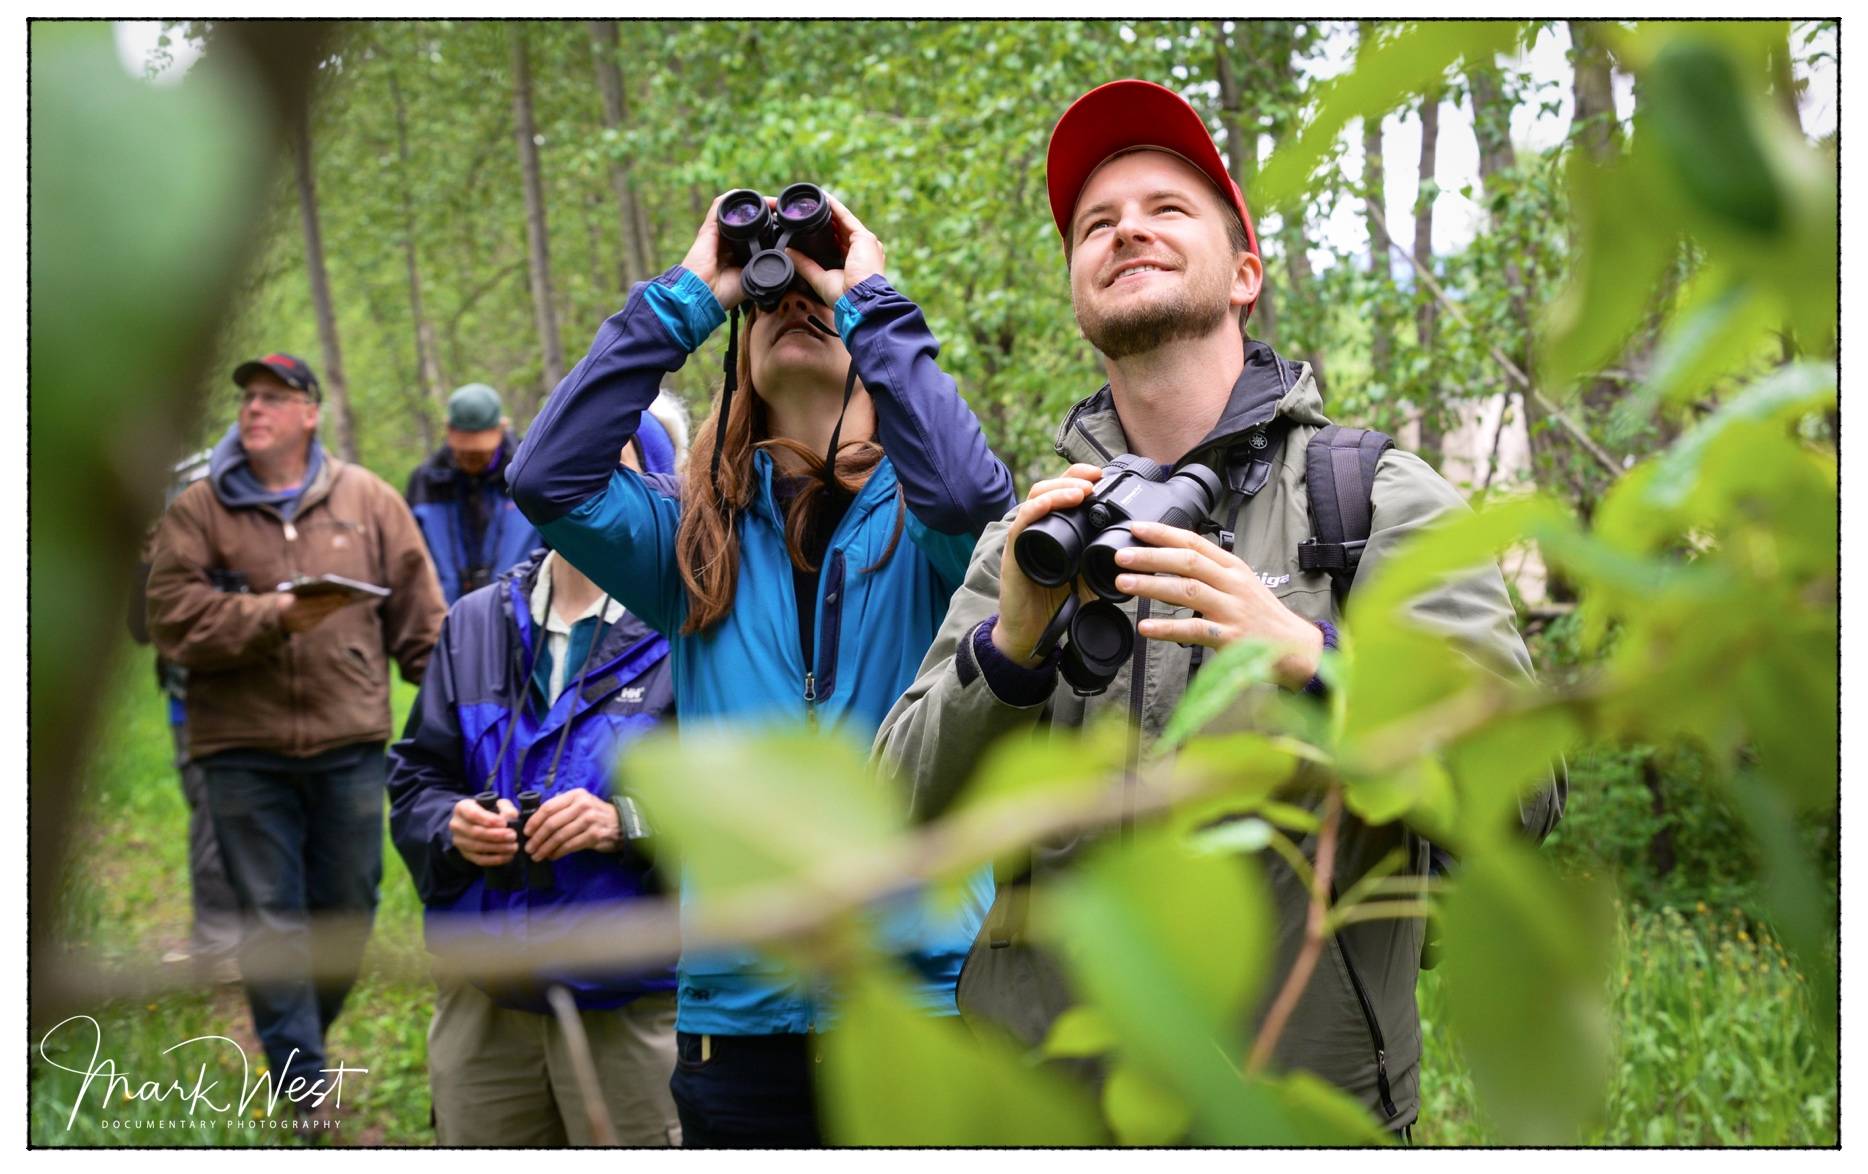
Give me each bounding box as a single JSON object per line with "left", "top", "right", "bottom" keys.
{"left": 675, "top": 317, "right": 906, "bottom": 635}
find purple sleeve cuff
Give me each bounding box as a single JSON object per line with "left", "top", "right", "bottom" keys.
{"left": 967, "top": 615, "right": 1060, "bottom": 708}
{"left": 1301, "top": 620, "right": 1338, "bottom": 697}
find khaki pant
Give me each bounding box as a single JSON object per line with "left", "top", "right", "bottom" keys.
{"left": 428, "top": 977, "right": 681, "bottom": 1146}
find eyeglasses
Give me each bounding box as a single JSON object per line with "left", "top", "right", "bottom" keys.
{"left": 241, "top": 387, "right": 314, "bottom": 410}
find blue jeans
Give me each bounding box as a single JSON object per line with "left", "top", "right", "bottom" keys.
{"left": 171, "top": 722, "right": 242, "bottom": 960}
{"left": 669, "top": 1032, "right": 822, "bottom": 1147}
{"left": 202, "top": 748, "right": 385, "bottom": 1093}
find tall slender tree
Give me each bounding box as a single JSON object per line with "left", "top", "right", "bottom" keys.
{"left": 511, "top": 24, "right": 565, "bottom": 416}
{"left": 1569, "top": 21, "right": 1621, "bottom": 162}
{"left": 1212, "top": 21, "right": 1274, "bottom": 344}
{"left": 1412, "top": 88, "right": 1443, "bottom": 465}
{"left": 588, "top": 20, "right": 654, "bottom": 291}
{"left": 290, "top": 106, "right": 357, "bottom": 461}
{"left": 386, "top": 60, "right": 446, "bottom": 441}
{"left": 1360, "top": 25, "right": 1394, "bottom": 396}
{"left": 1271, "top": 21, "right": 1327, "bottom": 396}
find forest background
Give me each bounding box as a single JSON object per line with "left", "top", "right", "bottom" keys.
{"left": 28, "top": 17, "right": 1840, "bottom": 1147}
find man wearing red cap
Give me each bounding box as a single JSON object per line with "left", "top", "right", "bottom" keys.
{"left": 876, "top": 81, "right": 1561, "bottom": 1138}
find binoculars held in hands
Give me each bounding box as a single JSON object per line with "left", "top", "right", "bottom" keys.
{"left": 1015, "top": 455, "right": 1225, "bottom": 696}
{"left": 1016, "top": 455, "right": 1224, "bottom": 601}
{"left": 476, "top": 789, "right": 555, "bottom": 892}
{"left": 717, "top": 184, "right": 844, "bottom": 311}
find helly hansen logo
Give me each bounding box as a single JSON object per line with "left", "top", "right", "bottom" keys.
{"left": 618, "top": 686, "right": 645, "bottom": 704}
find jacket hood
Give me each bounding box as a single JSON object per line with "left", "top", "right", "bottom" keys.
{"left": 1053, "top": 339, "right": 1329, "bottom": 469}
{"left": 208, "top": 423, "right": 330, "bottom": 514}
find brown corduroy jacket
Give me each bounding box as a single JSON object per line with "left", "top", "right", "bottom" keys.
{"left": 147, "top": 449, "right": 445, "bottom": 761}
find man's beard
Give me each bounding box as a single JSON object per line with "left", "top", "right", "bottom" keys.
{"left": 1074, "top": 269, "right": 1231, "bottom": 360}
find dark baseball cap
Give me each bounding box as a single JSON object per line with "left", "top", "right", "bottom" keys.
{"left": 232, "top": 352, "right": 322, "bottom": 400}
{"left": 446, "top": 383, "right": 505, "bottom": 432}
{"left": 1046, "top": 79, "right": 1260, "bottom": 264}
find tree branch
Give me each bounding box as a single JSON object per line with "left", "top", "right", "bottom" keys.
{"left": 1247, "top": 784, "right": 1343, "bottom": 1075}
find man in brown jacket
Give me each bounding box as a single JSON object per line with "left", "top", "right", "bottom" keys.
{"left": 147, "top": 352, "right": 444, "bottom": 1110}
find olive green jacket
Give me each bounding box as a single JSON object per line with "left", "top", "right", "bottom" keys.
{"left": 873, "top": 340, "right": 1564, "bottom": 1131}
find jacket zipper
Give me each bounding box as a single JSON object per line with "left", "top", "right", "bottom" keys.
{"left": 1329, "top": 882, "right": 1400, "bottom": 1120}
{"left": 799, "top": 505, "right": 851, "bottom": 733}
{"left": 277, "top": 505, "right": 302, "bottom": 754}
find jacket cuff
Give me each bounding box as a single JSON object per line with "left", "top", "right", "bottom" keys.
{"left": 834, "top": 274, "right": 891, "bottom": 340}
{"left": 963, "top": 615, "right": 1059, "bottom": 708}
{"left": 643, "top": 266, "right": 726, "bottom": 353}
{"left": 1301, "top": 620, "right": 1338, "bottom": 698}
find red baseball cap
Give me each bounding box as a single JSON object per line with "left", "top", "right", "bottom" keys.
{"left": 1046, "top": 79, "right": 1260, "bottom": 264}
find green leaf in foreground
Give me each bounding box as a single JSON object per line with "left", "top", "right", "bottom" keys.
{"left": 1441, "top": 845, "right": 1614, "bottom": 1143}
{"left": 819, "top": 966, "right": 1103, "bottom": 1145}
{"left": 618, "top": 727, "right": 899, "bottom": 897}
{"left": 1104, "top": 1063, "right": 1192, "bottom": 1145}
{"left": 1155, "top": 638, "right": 1282, "bottom": 753}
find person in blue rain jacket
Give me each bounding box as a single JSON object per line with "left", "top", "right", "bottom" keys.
{"left": 506, "top": 191, "right": 1016, "bottom": 1146}
{"left": 390, "top": 415, "right": 688, "bottom": 1146}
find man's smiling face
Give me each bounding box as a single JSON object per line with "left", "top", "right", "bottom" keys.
{"left": 1067, "top": 149, "right": 1256, "bottom": 360}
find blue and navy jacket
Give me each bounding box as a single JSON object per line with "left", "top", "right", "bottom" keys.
{"left": 387, "top": 552, "right": 677, "bottom": 1012}
{"left": 507, "top": 266, "right": 1017, "bottom": 1034}
{"left": 406, "top": 435, "right": 542, "bottom": 603}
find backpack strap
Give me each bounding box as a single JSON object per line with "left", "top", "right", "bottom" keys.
{"left": 1296, "top": 425, "right": 1394, "bottom": 589}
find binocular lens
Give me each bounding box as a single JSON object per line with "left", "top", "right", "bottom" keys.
{"left": 775, "top": 183, "right": 831, "bottom": 230}
{"left": 779, "top": 192, "right": 820, "bottom": 219}
{"left": 1014, "top": 529, "right": 1076, "bottom": 588}
{"left": 719, "top": 192, "right": 767, "bottom": 230}
{"left": 1081, "top": 530, "right": 1138, "bottom": 601}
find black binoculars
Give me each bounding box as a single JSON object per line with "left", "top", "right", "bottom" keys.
{"left": 716, "top": 184, "right": 844, "bottom": 310}
{"left": 475, "top": 789, "right": 555, "bottom": 892}
{"left": 1016, "top": 455, "right": 1224, "bottom": 602}
{"left": 1015, "top": 456, "right": 1224, "bottom": 696}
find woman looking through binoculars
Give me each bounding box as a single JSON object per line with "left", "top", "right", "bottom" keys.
{"left": 508, "top": 191, "right": 1015, "bottom": 1146}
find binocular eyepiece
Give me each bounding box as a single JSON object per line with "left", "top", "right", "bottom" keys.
{"left": 717, "top": 183, "right": 844, "bottom": 311}
{"left": 1015, "top": 456, "right": 1224, "bottom": 602}
{"left": 475, "top": 789, "right": 555, "bottom": 892}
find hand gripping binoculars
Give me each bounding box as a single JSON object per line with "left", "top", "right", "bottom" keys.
{"left": 475, "top": 789, "right": 555, "bottom": 892}
{"left": 716, "top": 184, "right": 844, "bottom": 311}
{"left": 1013, "top": 455, "right": 1224, "bottom": 695}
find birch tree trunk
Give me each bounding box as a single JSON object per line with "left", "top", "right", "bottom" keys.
{"left": 1413, "top": 89, "right": 1443, "bottom": 465}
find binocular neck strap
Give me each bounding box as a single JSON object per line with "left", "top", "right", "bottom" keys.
{"left": 710, "top": 307, "right": 741, "bottom": 513}
{"left": 821, "top": 360, "right": 860, "bottom": 485}
{"left": 487, "top": 575, "right": 554, "bottom": 793}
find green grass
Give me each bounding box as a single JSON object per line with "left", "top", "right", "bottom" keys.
{"left": 1417, "top": 903, "right": 1837, "bottom": 1145}
{"left": 35, "top": 652, "right": 1840, "bottom": 1146}
{"left": 33, "top": 650, "right": 433, "bottom": 1147}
